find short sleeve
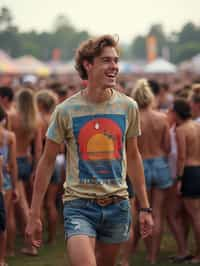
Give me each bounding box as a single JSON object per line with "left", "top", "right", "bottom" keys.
{"left": 126, "top": 100, "right": 141, "bottom": 138}
{"left": 46, "top": 106, "right": 68, "bottom": 144}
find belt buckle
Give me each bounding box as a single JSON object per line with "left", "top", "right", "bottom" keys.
{"left": 96, "top": 197, "right": 112, "bottom": 206}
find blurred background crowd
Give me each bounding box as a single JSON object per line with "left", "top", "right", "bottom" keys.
{"left": 1, "top": 3, "right": 200, "bottom": 266}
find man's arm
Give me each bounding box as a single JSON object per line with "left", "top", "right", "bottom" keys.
{"left": 126, "top": 136, "right": 153, "bottom": 238}
{"left": 30, "top": 139, "right": 60, "bottom": 218}
{"left": 26, "top": 138, "right": 61, "bottom": 246}
{"left": 126, "top": 136, "right": 149, "bottom": 208}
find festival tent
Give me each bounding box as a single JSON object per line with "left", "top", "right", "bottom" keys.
{"left": 14, "top": 55, "right": 50, "bottom": 76}
{"left": 119, "top": 61, "right": 134, "bottom": 73}
{"left": 144, "top": 58, "right": 177, "bottom": 74}
{"left": 178, "top": 54, "right": 200, "bottom": 73}
{"left": 48, "top": 60, "right": 76, "bottom": 75}
{"left": 119, "top": 60, "right": 146, "bottom": 74}
{"left": 0, "top": 50, "right": 19, "bottom": 74}
{"left": 191, "top": 54, "right": 200, "bottom": 73}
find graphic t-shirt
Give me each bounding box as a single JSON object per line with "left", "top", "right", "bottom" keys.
{"left": 46, "top": 89, "right": 141, "bottom": 201}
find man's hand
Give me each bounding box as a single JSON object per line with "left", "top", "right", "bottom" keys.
{"left": 139, "top": 212, "right": 154, "bottom": 239}
{"left": 25, "top": 214, "right": 43, "bottom": 248}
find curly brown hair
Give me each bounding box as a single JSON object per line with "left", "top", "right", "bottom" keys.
{"left": 75, "top": 34, "right": 119, "bottom": 80}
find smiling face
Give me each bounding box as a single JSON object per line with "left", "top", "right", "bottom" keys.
{"left": 86, "top": 46, "right": 119, "bottom": 90}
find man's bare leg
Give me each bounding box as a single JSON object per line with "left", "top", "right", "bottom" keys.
{"left": 96, "top": 241, "right": 122, "bottom": 266}
{"left": 67, "top": 235, "right": 96, "bottom": 266}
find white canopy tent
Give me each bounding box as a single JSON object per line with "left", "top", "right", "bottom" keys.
{"left": 144, "top": 58, "right": 177, "bottom": 74}
{"left": 48, "top": 60, "right": 76, "bottom": 74}
{"left": 191, "top": 54, "right": 200, "bottom": 73}
{"left": 14, "top": 55, "right": 50, "bottom": 76}
{"left": 0, "top": 50, "right": 19, "bottom": 74}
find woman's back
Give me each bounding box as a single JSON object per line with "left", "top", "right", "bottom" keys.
{"left": 177, "top": 120, "right": 200, "bottom": 166}
{"left": 10, "top": 111, "right": 37, "bottom": 156}
{"left": 138, "top": 109, "right": 170, "bottom": 159}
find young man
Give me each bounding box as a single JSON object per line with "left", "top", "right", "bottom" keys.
{"left": 26, "top": 35, "right": 153, "bottom": 266}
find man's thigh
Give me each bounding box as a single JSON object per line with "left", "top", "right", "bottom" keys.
{"left": 96, "top": 241, "right": 122, "bottom": 266}
{"left": 98, "top": 199, "right": 131, "bottom": 244}
{"left": 67, "top": 235, "right": 96, "bottom": 266}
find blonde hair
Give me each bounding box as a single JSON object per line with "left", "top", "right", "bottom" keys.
{"left": 36, "top": 89, "right": 58, "bottom": 113}
{"left": 191, "top": 83, "right": 200, "bottom": 103}
{"left": 16, "top": 88, "right": 38, "bottom": 133}
{"left": 131, "top": 79, "right": 154, "bottom": 108}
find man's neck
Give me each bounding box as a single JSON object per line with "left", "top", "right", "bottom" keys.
{"left": 83, "top": 87, "right": 113, "bottom": 103}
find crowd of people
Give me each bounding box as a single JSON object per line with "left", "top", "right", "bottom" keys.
{"left": 0, "top": 34, "right": 200, "bottom": 266}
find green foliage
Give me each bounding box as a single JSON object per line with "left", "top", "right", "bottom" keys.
{"left": 178, "top": 22, "right": 200, "bottom": 43}
{"left": 130, "top": 35, "right": 146, "bottom": 59}
{"left": 129, "top": 21, "right": 200, "bottom": 63}
{"left": 1, "top": 6, "right": 200, "bottom": 63}
{"left": 0, "top": 7, "right": 90, "bottom": 61}
{"left": 0, "top": 6, "right": 13, "bottom": 30}
{"left": 174, "top": 42, "right": 200, "bottom": 63}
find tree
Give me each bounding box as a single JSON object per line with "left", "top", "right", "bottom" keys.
{"left": 174, "top": 42, "right": 200, "bottom": 63}
{"left": 148, "top": 24, "right": 167, "bottom": 57}
{"left": 0, "top": 6, "right": 13, "bottom": 31}
{"left": 178, "top": 22, "right": 200, "bottom": 43}
{"left": 130, "top": 35, "right": 146, "bottom": 59}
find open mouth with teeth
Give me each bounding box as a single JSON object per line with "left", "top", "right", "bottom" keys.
{"left": 105, "top": 73, "right": 117, "bottom": 80}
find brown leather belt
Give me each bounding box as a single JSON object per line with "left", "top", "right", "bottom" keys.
{"left": 90, "top": 196, "right": 126, "bottom": 207}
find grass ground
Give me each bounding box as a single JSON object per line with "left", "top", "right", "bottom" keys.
{"left": 7, "top": 224, "right": 195, "bottom": 266}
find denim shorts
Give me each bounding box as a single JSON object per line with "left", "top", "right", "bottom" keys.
{"left": 3, "top": 172, "right": 12, "bottom": 191}
{"left": 63, "top": 198, "right": 131, "bottom": 244}
{"left": 17, "top": 157, "right": 32, "bottom": 182}
{"left": 0, "top": 192, "right": 6, "bottom": 232}
{"left": 143, "top": 157, "right": 173, "bottom": 190}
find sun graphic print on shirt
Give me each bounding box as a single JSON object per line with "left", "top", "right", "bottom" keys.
{"left": 73, "top": 114, "right": 126, "bottom": 185}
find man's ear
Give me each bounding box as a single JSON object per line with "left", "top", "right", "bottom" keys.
{"left": 83, "top": 60, "right": 92, "bottom": 72}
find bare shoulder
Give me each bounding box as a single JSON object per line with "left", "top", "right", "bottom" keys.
{"left": 4, "top": 129, "right": 16, "bottom": 144}
{"left": 9, "top": 110, "right": 18, "bottom": 125}
{"left": 153, "top": 110, "right": 167, "bottom": 119}
{"left": 176, "top": 124, "right": 185, "bottom": 134}
{"left": 151, "top": 110, "right": 168, "bottom": 125}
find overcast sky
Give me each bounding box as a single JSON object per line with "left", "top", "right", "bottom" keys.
{"left": 1, "top": 0, "right": 200, "bottom": 43}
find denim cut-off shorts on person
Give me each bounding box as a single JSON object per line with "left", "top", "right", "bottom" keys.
{"left": 3, "top": 172, "right": 12, "bottom": 191}
{"left": 63, "top": 198, "right": 131, "bottom": 244}
{"left": 143, "top": 157, "right": 173, "bottom": 190}
{"left": 17, "top": 157, "right": 32, "bottom": 182}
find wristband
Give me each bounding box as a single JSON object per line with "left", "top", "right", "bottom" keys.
{"left": 139, "top": 207, "right": 152, "bottom": 213}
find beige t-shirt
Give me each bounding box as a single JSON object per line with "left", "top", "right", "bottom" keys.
{"left": 46, "top": 89, "right": 141, "bottom": 201}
